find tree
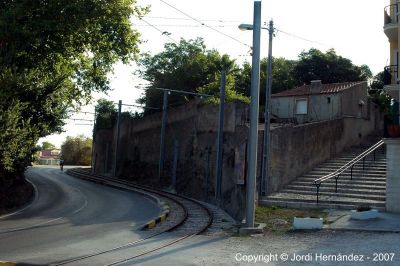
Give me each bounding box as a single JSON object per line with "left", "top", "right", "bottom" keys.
{"left": 94, "top": 98, "right": 117, "bottom": 130}
{"left": 369, "top": 71, "right": 391, "bottom": 112}
{"left": 61, "top": 136, "right": 92, "bottom": 165}
{"left": 137, "top": 38, "right": 248, "bottom": 111}
{"left": 293, "top": 48, "right": 372, "bottom": 84}
{"left": 235, "top": 57, "right": 298, "bottom": 106}
{"left": 370, "top": 71, "right": 385, "bottom": 93}
{"left": 41, "top": 142, "right": 56, "bottom": 150}
{"left": 0, "top": 1, "right": 146, "bottom": 179}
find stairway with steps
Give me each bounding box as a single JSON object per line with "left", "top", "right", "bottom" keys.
{"left": 260, "top": 141, "right": 386, "bottom": 210}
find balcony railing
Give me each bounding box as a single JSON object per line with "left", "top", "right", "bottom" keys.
{"left": 384, "top": 4, "right": 399, "bottom": 25}
{"left": 384, "top": 65, "right": 398, "bottom": 85}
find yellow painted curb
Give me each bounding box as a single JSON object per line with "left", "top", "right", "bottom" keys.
{"left": 160, "top": 214, "right": 167, "bottom": 222}
{"left": 0, "top": 262, "right": 16, "bottom": 266}
{"left": 147, "top": 220, "right": 156, "bottom": 229}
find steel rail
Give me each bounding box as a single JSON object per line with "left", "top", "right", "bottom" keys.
{"left": 56, "top": 168, "right": 213, "bottom": 265}
{"left": 313, "top": 140, "right": 384, "bottom": 203}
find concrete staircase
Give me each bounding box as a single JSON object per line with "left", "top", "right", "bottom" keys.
{"left": 260, "top": 141, "right": 386, "bottom": 210}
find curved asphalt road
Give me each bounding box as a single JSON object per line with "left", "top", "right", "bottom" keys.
{"left": 0, "top": 166, "right": 161, "bottom": 265}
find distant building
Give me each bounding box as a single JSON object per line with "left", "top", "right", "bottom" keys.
{"left": 37, "top": 149, "right": 61, "bottom": 165}
{"left": 271, "top": 80, "right": 368, "bottom": 124}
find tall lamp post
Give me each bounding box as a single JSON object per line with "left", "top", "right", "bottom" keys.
{"left": 239, "top": 20, "right": 274, "bottom": 197}
{"left": 242, "top": 0, "right": 262, "bottom": 228}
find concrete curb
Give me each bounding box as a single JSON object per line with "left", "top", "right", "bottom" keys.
{"left": 323, "top": 226, "right": 400, "bottom": 233}
{"left": 142, "top": 203, "right": 170, "bottom": 230}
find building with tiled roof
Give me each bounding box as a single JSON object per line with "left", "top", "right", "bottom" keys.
{"left": 271, "top": 80, "right": 368, "bottom": 124}
{"left": 37, "top": 149, "right": 61, "bottom": 165}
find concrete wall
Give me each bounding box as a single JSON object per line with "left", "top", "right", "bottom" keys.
{"left": 341, "top": 82, "right": 369, "bottom": 118}
{"left": 93, "top": 99, "right": 383, "bottom": 220}
{"left": 308, "top": 93, "right": 341, "bottom": 123}
{"left": 384, "top": 139, "right": 400, "bottom": 213}
{"left": 267, "top": 103, "right": 383, "bottom": 193}
{"left": 93, "top": 100, "right": 249, "bottom": 220}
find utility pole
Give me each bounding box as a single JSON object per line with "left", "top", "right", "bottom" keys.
{"left": 113, "top": 100, "right": 122, "bottom": 177}
{"left": 91, "top": 109, "right": 97, "bottom": 174}
{"left": 245, "top": 0, "right": 262, "bottom": 228}
{"left": 159, "top": 90, "right": 169, "bottom": 179}
{"left": 215, "top": 70, "right": 226, "bottom": 200}
{"left": 260, "top": 20, "right": 274, "bottom": 196}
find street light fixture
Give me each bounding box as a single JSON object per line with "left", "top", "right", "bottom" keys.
{"left": 238, "top": 23, "right": 268, "bottom": 31}
{"left": 238, "top": 24, "right": 255, "bottom": 31}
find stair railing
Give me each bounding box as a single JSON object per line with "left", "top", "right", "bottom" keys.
{"left": 313, "top": 140, "right": 385, "bottom": 203}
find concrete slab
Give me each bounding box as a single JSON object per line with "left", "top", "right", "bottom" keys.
{"left": 326, "top": 210, "right": 400, "bottom": 232}
{"left": 238, "top": 223, "right": 266, "bottom": 235}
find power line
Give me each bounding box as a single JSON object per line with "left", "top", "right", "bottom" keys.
{"left": 68, "top": 118, "right": 94, "bottom": 122}
{"left": 134, "top": 24, "right": 238, "bottom": 28}
{"left": 138, "top": 17, "right": 178, "bottom": 43}
{"left": 136, "top": 86, "right": 214, "bottom": 98}
{"left": 275, "top": 28, "right": 331, "bottom": 47}
{"left": 73, "top": 111, "right": 95, "bottom": 115}
{"left": 159, "top": 0, "right": 251, "bottom": 49}
{"left": 143, "top": 16, "right": 241, "bottom": 23}
{"left": 120, "top": 102, "right": 160, "bottom": 110}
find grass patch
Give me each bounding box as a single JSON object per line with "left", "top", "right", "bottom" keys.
{"left": 255, "top": 206, "right": 328, "bottom": 233}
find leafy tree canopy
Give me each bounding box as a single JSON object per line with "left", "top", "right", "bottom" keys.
{"left": 61, "top": 135, "right": 92, "bottom": 166}
{"left": 95, "top": 98, "right": 117, "bottom": 130}
{"left": 235, "top": 57, "right": 298, "bottom": 106}
{"left": 0, "top": 0, "right": 146, "bottom": 175}
{"left": 137, "top": 38, "right": 249, "bottom": 111}
{"left": 293, "top": 48, "right": 372, "bottom": 84}
{"left": 40, "top": 141, "right": 56, "bottom": 150}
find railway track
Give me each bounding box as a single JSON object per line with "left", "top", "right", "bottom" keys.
{"left": 53, "top": 168, "right": 213, "bottom": 265}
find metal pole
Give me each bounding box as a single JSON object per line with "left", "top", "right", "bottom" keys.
{"left": 171, "top": 140, "right": 179, "bottom": 191}
{"left": 260, "top": 20, "right": 274, "bottom": 196}
{"left": 159, "top": 90, "right": 169, "bottom": 179}
{"left": 205, "top": 146, "right": 211, "bottom": 201}
{"left": 215, "top": 70, "right": 226, "bottom": 199}
{"left": 105, "top": 142, "right": 109, "bottom": 173}
{"left": 245, "top": 0, "right": 262, "bottom": 228}
{"left": 113, "top": 100, "right": 122, "bottom": 177}
{"left": 91, "top": 110, "right": 97, "bottom": 174}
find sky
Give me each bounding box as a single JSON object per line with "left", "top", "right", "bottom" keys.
{"left": 40, "top": 0, "right": 390, "bottom": 148}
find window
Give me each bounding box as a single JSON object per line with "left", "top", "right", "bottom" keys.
{"left": 295, "top": 99, "right": 308, "bottom": 115}
{"left": 327, "top": 97, "right": 331, "bottom": 104}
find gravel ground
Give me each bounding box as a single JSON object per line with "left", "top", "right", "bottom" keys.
{"left": 128, "top": 230, "right": 400, "bottom": 266}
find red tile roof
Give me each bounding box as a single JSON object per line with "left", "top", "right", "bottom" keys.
{"left": 272, "top": 82, "right": 364, "bottom": 97}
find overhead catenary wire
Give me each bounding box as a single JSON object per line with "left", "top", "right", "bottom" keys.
{"left": 143, "top": 16, "right": 241, "bottom": 23}
{"left": 275, "top": 28, "right": 332, "bottom": 47}
{"left": 134, "top": 24, "right": 239, "bottom": 28}
{"left": 138, "top": 17, "right": 178, "bottom": 44}
{"left": 120, "top": 102, "right": 160, "bottom": 110}
{"left": 135, "top": 86, "right": 214, "bottom": 98}
{"left": 73, "top": 111, "right": 95, "bottom": 115}
{"left": 159, "top": 0, "right": 251, "bottom": 49}
{"left": 68, "top": 118, "right": 94, "bottom": 122}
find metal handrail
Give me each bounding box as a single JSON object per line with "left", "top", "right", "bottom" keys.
{"left": 313, "top": 140, "right": 385, "bottom": 203}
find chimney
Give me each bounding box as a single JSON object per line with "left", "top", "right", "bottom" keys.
{"left": 310, "top": 80, "right": 322, "bottom": 94}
